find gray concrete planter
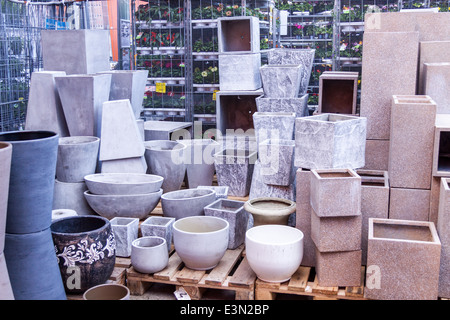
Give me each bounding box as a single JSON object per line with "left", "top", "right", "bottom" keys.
{"left": 260, "top": 64, "right": 302, "bottom": 98}
{"left": 141, "top": 216, "right": 175, "bottom": 252}
{"left": 255, "top": 94, "right": 309, "bottom": 117}
{"left": 252, "top": 112, "right": 295, "bottom": 154}
{"left": 110, "top": 217, "right": 139, "bottom": 258}
{"left": 160, "top": 188, "right": 216, "bottom": 220}
{"left": 0, "top": 142, "right": 11, "bottom": 254}
{"left": 259, "top": 139, "right": 295, "bottom": 187}
{"left": 197, "top": 186, "right": 229, "bottom": 200}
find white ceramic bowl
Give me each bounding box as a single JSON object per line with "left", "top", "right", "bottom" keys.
{"left": 245, "top": 225, "right": 304, "bottom": 282}
{"left": 84, "top": 173, "right": 164, "bottom": 195}
{"left": 84, "top": 189, "right": 162, "bottom": 219}
{"left": 173, "top": 216, "right": 229, "bottom": 270}
{"left": 131, "top": 236, "right": 169, "bottom": 274}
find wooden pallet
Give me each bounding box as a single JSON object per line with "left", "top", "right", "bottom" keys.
{"left": 126, "top": 244, "right": 256, "bottom": 300}
{"left": 255, "top": 266, "right": 367, "bottom": 300}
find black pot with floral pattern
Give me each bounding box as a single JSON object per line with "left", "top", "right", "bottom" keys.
{"left": 51, "top": 216, "right": 116, "bottom": 294}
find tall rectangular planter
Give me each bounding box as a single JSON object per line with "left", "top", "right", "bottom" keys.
{"left": 260, "top": 64, "right": 302, "bottom": 98}
{"left": 437, "top": 178, "right": 450, "bottom": 298}
{"left": 259, "top": 139, "right": 295, "bottom": 187}
{"left": 318, "top": 71, "right": 358, "bottom": 115}
{"left": 295, "top": 113, "right": 367, "bottom": 169}
{"left": 365, "top": 218, "right": 441, "bottom": 300}
{"left": 389, "top": 187, "right": 430, "bottom": 221}
{"left": 217, "top": 16, "right": 260, "bottom": 54}
{"left": 252, "top": 112, "right": 295, "bottom": 154}
{"left": 423, "top": 63, "right": 450, "bottom": 113}
{"left": 418, "top": 41, "right": 450, "bottom": 94}
{"left": 218, "top": 53, "right": 262, "bottom": 91}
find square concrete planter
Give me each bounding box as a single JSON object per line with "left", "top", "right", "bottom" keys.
{"left": 318, "top": 71, "right": 358, "bottom": 115}
{"left": 310, "top": 168, "right": 361, "bottom": 218}
{"left": 110, "top": 217, "right": 139, "bottom": 257}
{"left": 252, "top": 112, "right": 295, "bottom": 153}
{"left": 295, "top": 113, "right": 367, "bottom": 169}
{"left": 204, "top": 199, "right": 248, "bottom": 249}
{"left": 363, "top": 139, "right": 390, "bottom": 171}
{"left": 218, "top": 53, "right": 262, "bottom": 91}
{"left": 438, "top": 178, "right": 450, "bottom": 298}
{"left": 418, "top": 41, "right": 450, "bottom": 95}
{"left": 217, "top": 16, "right": 260, "bottom": 54}
{"left": 41, "top": 29, "right": 111, "bottom": 75}
{"left": 140, "top": 216, "right": 175, "bottom": 252}
{"left": 388, "top": 95, "right": 436, "bottom": 190}
{"left": 365, "top": 218, "right": 441, "bottom": 300}
{"left": 259, "top": 139, "right": 295, "bottom": 186}
{"left": 260, "top": 64, "right": 302, "bottom": 99}
{"left": 433, "top": 114, "right": 450, "bottom": 177}
{"left": 422, "top": 62, "right": 450, "bottom": 115}
{"left": 315, "top": 249, "right": 362, "bottom": 287}
{"left": 214, "top": 148, "right": 257, "bottom": 197}
{"left": 255, "top": 94, "right": 309, "bottom": 117}
{"left": 389, "top": 187, "right": 430, "bottom": 221}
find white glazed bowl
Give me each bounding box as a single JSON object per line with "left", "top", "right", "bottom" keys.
{"left": 245, "top": 225, "right": 304, "bottom": 282}
{"left": 131, "top": 236, "right": 169, "bottom": 274}
{"left": 173, "top": 216, "right": 229, "bottom": 270}
{"left": 84, "top": 173, "right": 164, "bottom": 195}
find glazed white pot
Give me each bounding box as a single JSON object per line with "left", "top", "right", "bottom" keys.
{"left": 131, "top": 236, "right": 168, "bottom": 274}
{"left": 173, "top": 216, "right": 229, "bottom": 270}
{"left": 245, "top": 225, "right": 304, "bottom": 282}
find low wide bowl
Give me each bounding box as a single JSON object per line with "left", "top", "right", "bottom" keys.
{"left": 245, "top": 225, "right": 304, "bottom": 282}
{"left": 131, "top": 236, "right": 169, "bottom": 274}
{"left": 173, "top": 216, "right": 229, "bottom": 270}
{"left": 84, "top": 189, "right": 163, "bottom": 220}
{"left": 161, "top": 188, "right": 216, "bottom": 220}
{"left": 84, "top": 173, "right": 164, "bottom": 195}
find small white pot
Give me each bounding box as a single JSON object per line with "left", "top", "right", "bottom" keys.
{"left": 245, "top": 225, "right": 304, "bottom": 282}
{"left": 131, "top": 236, "right": 168, "bottom": 274}
{"left": 173, "top": 216, "right": 229, "bottom": 270}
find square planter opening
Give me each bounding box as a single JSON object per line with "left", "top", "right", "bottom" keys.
{"left": 318, "top": 72, "right": 358, "bottom": 115}
{"left": 218, "top": 17, "right": 260, "bottom": 54}
{"left": 216, "top": 92, "right": 261, "bottom": 133}
{"left": 372, "top": 220, "right": 436, "bottom": 242}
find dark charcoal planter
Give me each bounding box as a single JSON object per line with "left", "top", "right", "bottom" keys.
{"left": 4, "top": 228, "right": 67, "bottom": 300}
{"left": 0, "top": 130, "right": 59, "bottom": 234}
{"left": 0, "top": 142, "right": 12, "bottom": 254}
{"left": 51, "top": 216, "right": 116, "bottom": 294}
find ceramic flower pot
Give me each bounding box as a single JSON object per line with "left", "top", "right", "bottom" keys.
{"left": 160, "top": 188, "right": 216, "bottom": 220}
{"left": 51, "top": 215, "right": 116, "bottom": 294}
{"left": 260, "top": 64, "right": 302, "bottom": 98}
{"left": 0, "top": 142, "right": 12, "bottom": 254}
{"left": 246, "top": 225, "right": 304, "bottom": 282}
{"left": 252, "top": 112, "right": 296, "bottom": 154}
{"left": 4, "top": 227, "right": 67, "bottom": 300}
{"left": 53, "top": 179, "right": 93, "bottom": 216}
{"left": 84, "top": 173, "right": 164, "bottom": 195}
{"left": 0, "top": 130, "right": 59, "bottom": 234}
{"left": 244, "top": 197, "right": 296, "bottom": 227}
{"left": 173, "top": 216, "right": 229, "bottom": 270}
{"left": 144, "top": 140, "right": 187, "bottom": 193}
{"left": 131, "top": 236, "right": 169, "bottom": 274}
{"left": 56, "top": 136, "right": 100, "bottom": 183}
{"left": 259, "top": 139, "right": 295, "bottom": 186}
{"left": 140, "top": 216, "right": 175, "bottom": 252}
{"left": 83, "top": 283, "right": 130, "bottom": 300}
{"left": 110, "top": 217, "right": 139, "bottom": 258}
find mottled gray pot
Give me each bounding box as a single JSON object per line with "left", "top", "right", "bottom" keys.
{"left": 0, "top": 130, "right": 59, "bottom": 234}
{"left": 144, "top": 140, "right": 186, "bottom": 193}
{"left": 0, "top": 142, "right": 12, "bottom": 254}
{"left": 260, "top": 64, "right": 302, "bottom": 98}
{"left": 255, "top": 94, "right": 309, "bottom": 117}
{"left": 161, "top": 188, "right": 216, "bottom": 220}
{"left": 131, "top": 236, "right": 168, "bottom": 274}
{"left": 252, "top": 112, "right": 295, "bottom": 153}
{"left": 140, "top": 216, "right": 175, "bottom": 252}
{"left": 56, "top": 136, "right": 100, "bottom": 183}
{"left": 53, "top": 179, "right": 93, "bottom": 216}
{"left": 110, "top": 217, "right": 139, "bottom": 258}
{"left": 197, "top": 186, "right": 229, "bottom": 200}
{"left": 84, "top": 173, "right": 163, "bottom": 195}
{"left": 259, "top": 139, "right": 295, "bottom": 186}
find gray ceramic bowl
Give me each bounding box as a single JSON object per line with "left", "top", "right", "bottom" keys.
{"left": 84, "top": 173, "right": 164, "bottom": 195}
{"left": 160, "top": 188, "right": 216, "bottom": 220}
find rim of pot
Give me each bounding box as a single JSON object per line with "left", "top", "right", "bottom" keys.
{"left": 132, "top": 236, "right": 166, "bottom": 249}
{"left": 173, "top": 216, "right": 229, "bottom": 235}
{"left": 144, "top": 140, "right": 187, "bottom": 152}
{"left": 0, "top": 130, "right": 58, "bottom": 143}
{"left": 83, "top": 188, "right": 163, "bottom": 197}
{"left": 50, "top": 215, "right": 110, "bottom": 236}
{"left": 244, "top": 197, "right": 296, "bottom": 214}
{"left": 59, "top": 136, "right": 100, "bottom": 145}
{"left": 161, "top": 188, "right": 215, "bottom": 201}
{"left": 0, "top": 141, "right": 12, "bottom": 150}
{"left": 246, "top": 224, "right": 304, "bottom": 246}
{"left": 84, "top": 173, "right": 164, "bottom": 185}
{"left": 83, "top": 283, "right": 130, "bottom": 300}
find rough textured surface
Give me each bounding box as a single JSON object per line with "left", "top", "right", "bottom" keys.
{"left": 430, "top": 176, "right": 441, "bottom": 225}
{"left": 310, "top": 168, "right": 361, "bottom": 217}
{"left": 315, "top": 248, "right": 362, "bottom": 287}
{"left": 110, "top": 217, "right": 139, "bottom": 258}
{"left": 388, "top": 95, "right": 436, "bottom": 189}
{"left": 41, "top": 29, "right": 111, "bottom": 75}
{"left": 362, "top": 139, "right": 389, "bottom": 171}
{"left": 218, "top": 53, "right": 262, "bottom": 91}
{"left": 365, "top": 218, "right": 441, "bottom": 300}
{"left": 260, "top": 64, "right": 302, "bottom": 98}
{"left": 255, "top": 94, "right": 309, "bottom": 117}
{"left": 100, "top": 157, "right": 148, "bottom": 174}
{"left": 423, "top": 63, "right": 450, "bottom": 114}
{"left": 389, "top": 187, "right": 431, "bottom": 221}
{"left": 357, "top": 169, "right": 390, "bottom": 265}
{"left": 140, "top": 216, "right": 175, "bottom": 251}
{"left": 311, "top": 209, "right": 362, "bottom": 252}
{"left": 267, "top": 48, "right": 315, "bottom": 96}
{"left": 25, "top": 71, "right": 69, "bottom": 137}
{"left": 259, "top": 139, "right": 295, "bottom": 186}
{"left": 439, "top": 243, "right": 450, "bottom": 298}
{"left": 360, "top": 31, "right": 419, "bottom": 140}
{"left": 253, "top": 112, "right": 295, "bottom": 153}
{"left": 318, "top": 71, "right": 358, "bottom": 115}
{"left": 433, "top": 114, "right": 450, "bottom": 177}
{"left": 295, "top": 114, "right": 367, "bottom": 169}
{"left": 53, "top": 179, "right": 93, "bottom": 216}
{"left": 436, "top": 178, "right": 450, "bottom": 298}
{"left": 295, "top": 168, "right": 315, "bottom": 267}
{"left": 418, "top": 41, "right": 450, "bottom": 95}
{"left": 217, "top": 16, "right": 260, "bottom": 54}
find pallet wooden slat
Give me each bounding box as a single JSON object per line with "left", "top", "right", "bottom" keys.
{"left": 228, "top": 256, "right": 256, "bottom": 289}
{"left": 153, "top": 251, "right": 183, "bottom": 281}
{"left": 204, "top": 245, "right": 244, "bottom": 286}
{"left": 287, "top": 266, "right": 310, "bottom": 292}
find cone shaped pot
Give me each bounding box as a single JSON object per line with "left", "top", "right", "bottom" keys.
{"left": 51, "top": 215, "right": 116, "bottom": 294}
{"left": 0, "top": 131, "right": 59, "bottom": 234}
{"left": 0, "top": 142, "right": 12, "bottom": 254}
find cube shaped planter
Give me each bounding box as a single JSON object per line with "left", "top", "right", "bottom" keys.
{"left": 110, "top": 217, "right": 139, "bottom": 257}
{"left": 140, "top": 216, "right": 175, "bottom": 252}
{"left": 422, "top": 62, "right": 450, "bottom": 114}
{"left": 204, "top": 199, "right": 248, "bottom": 249}
{"left": 295, "top": 113, "right": 367, "bottom": 169}
{"left": 218, "top": 53, "right": 262, "bottom": 91}
{"left": 310, "top": 168, "right": 361, "bottom": 217}
{"left": 217, "top": 16, "right": 260, "bottom": 54}
{"left": 315, "top": 249, "right": 362, "bottom": 287}
{"left": 214, "top": 149, "right": 257, "bottom": 197}
{"left": 259, "top": 139, "right": 295, "bottom": 186}
{"left": 260, "top": 64, "right": 302, "bottom": 99}
{"left": 252, "top": 112, "right": 295, "bottom": 153}
{"left": 318, "top": 71, "right": 359, "bottom": 115}
{"left": 365, "top": 218, "right": 441, "bottom": 300}
{"left": 255, "top": 94, "right": 309, "bottom": 117}
{"left": 438, "top": 178, "right": 450, "bottom": 298}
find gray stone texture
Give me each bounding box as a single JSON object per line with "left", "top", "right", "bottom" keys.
{"left": 255, "top": 94, "right": 309, "bottom": 117}
{"left": 259, "top": 139, "right": 295, "bottom": 186}
{"left": 389, "top": 187, "right": 431, "bottom": 222}
{"left": 267, "top": 48, "right": 315, "bottom": 96}
{"left": 315, "top": 248, "right": 362, "bottom": 287}
{"left": 295, "top": 114, "right": 367, "bottom": 170}
{"left": 144, "top": 120, "right": 192, "bottom": 141}
{"left": 365, "top": 218, "right": 441, "bottom": 300}
{"left": 422, "top": 62, "right": 450, "bottom": 114}
{"left": 100, "top": 156, "right": 148, "bottom": 174}
{"left": 360, "top": 31, "right": 419, "bottom": 140}
{"left": 418, "top": 41, "right": 450, "bottom": 95}
{"left": 25, "top": 71, "right": 69, "bottom": 137}
{"left": 140, "top": 216, "right": 175, "bottom": 251}
{"left": 218, "top": 53, "right": 262, "bottom": 91}
{"left": 52, "top": 179, "right": 93, "bottom": 216}
{"left": 217, "top": 16, "right": 260, "bottom": 54}
{"left": 110, "top": 217, "right": 139, "bottom": 257}
{"left": 388, "top": 95, "right": 436, "bottom": 190}
{"left": 252, "top": 112, "right": 295, "bottom": 154}
{"left": 260, "top": 64, "right": 302, "bottom": 98}
{"left": 41, "top": 29, "right": 111, "bottom": 75}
